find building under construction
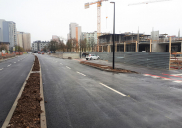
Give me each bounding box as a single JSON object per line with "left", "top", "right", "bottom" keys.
{"left": 98, "top": 31, "right": 182, "bottom": 53}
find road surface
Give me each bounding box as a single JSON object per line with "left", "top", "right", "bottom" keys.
{"left": 0, "top": 54, "right": 34, "bottom": 127}
{"left": 38, "top": 54, "right": 182, "bottom": 128}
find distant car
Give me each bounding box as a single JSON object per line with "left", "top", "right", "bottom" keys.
{"left": 38, "top": 52, "right": 41, "bottom": 54}
{"left": 86, "top": 54, "right": 100, "bottom": 60}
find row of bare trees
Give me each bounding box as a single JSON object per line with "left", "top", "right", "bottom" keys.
{"left": 43, "top": 38, "right": 87, "bottom": 53}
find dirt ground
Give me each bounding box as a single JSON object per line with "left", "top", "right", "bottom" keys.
{"left": 80, "top": 61, "right": 138, "bottom": 73}
{"left": 8, "top": 56, "right": 42, "bottom": 128}
{"left": 32, "top": 56, "right": 40, "bottom": 71}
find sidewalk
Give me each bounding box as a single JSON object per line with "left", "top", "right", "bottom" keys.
{"left": 86, "top": 60, "right": 182, "bottom": 75}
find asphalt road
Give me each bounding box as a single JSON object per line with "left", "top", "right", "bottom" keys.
{"left": 38, "top": 54, "right": 182, "bottom": 128}
{"left": 0, "top": 54, "right": 34, "bottom": 127}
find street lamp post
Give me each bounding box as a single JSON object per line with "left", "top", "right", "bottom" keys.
{"left": 110, "top": 2, "right": 115, "bottom": 69}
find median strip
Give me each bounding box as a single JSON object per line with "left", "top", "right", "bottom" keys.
{"left": 2, "top": 55, "right": 47, "bottom": 128}
{"left": 77, "top": 71, "right": 86, "bottom": 76}
{"left": 100, "top": 83, "right": 126, "bottom": 97}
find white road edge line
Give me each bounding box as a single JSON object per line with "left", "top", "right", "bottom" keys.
{"left": 0, "top": 68, "right": 3, "bottom": 70}
{"left": 77, "top": 71, "right": 86, "bottom": 76}
{"left": 99, "top": 83, "right": 126, "bottom": 97}
{"left": 66, "top": 66, "right": 71, "bottom": 69}
{"left": 60, "top": 63, "right": 63, "bottom": 65}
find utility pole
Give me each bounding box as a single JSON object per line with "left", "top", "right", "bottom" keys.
{"left": 110, "top": 2, "right": 115, "bottom": 69}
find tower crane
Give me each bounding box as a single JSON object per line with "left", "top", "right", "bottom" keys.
{"left": 128, "top": 0, "right": 171, "bottom": 6}
{"left": 85, "top": 0, "right": 108, "bottom": 52}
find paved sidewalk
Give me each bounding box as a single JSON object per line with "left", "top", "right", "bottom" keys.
{"left": 85, "top": 60, "right": 182, "bottom": 75}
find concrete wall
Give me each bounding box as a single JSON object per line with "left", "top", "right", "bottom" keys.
{"left": 63, "top": 53, "right": 79, "bottom": 59}
{"left": 51, "top": 52, "right": 80, "bottom": 59}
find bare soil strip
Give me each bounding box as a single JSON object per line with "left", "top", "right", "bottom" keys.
{"left": 80, "top": 61, "right": 138, "bottom": 73}
{"left": 6, "top": 56, "right": 43, "bottom": 128}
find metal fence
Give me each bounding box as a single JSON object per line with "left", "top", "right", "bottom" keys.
{"left": 89, "top": 52, "right": 170, "bottom": 69}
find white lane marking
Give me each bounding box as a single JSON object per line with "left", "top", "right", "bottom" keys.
{"left": 56, "top": 61, "right": 57, "bottom": 62}
{"left": 77, "top": 72, "right": 86, "bottom": 76}
{"left": 173, "top": 81, "right": 182, "bottom": 83}
{"left": 66, "top": 66, "right": 71, "bottom": 69}
{"left": 60, "top": 63, "right": 63, "bottom": 65}
{"left": 14, "top": 62, "right": 16, "bottom": 63}
{"left": 99, "top": 83, "right": 126, "bottom": 97}
{"left": 0, "top": 68, "right": 3, "bottom": 70}
{"left": 7, "top": 64, "right": 11, "bottom": 67}
{"left": 18, "top": 60, "right": 20, "bottom": 61}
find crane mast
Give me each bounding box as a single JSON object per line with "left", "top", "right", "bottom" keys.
{"left": 85, "top": 0, "right": 108, "bottom": 52}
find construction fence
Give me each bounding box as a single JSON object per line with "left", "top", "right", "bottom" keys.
{"left": 89, "top": 52, "right": 170, "bottom": 70}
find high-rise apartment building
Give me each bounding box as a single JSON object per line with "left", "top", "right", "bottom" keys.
{"left": 68, "top": 23, "right": 82, "bottom": 42}
{"left": 17, "top": 32, "right": 31, "bottom": 51}
{"left": 0, "top": 19, "right": 17, "bottom": 51}
{"left": 32, "top": 40, "right": 49, "bottom": 52}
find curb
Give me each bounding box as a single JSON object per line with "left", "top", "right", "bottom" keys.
{"left": 39, "top": 62, "right": 47, "bottom": 128}
{"left": 80, "top": 63, "right": 138, "bottom": 74}
{"left": 1, "top": 58, "right": 34, "bottom": 128}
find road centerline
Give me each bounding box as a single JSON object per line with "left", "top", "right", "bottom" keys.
{"left": 99, "top": 83, "right": 126, "bottom": 97}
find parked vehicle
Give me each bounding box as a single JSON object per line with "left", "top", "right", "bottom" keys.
{"left": 86, "top": 54, "right": 100, "bottom": 60}
{"left": 38, "top": 51, "right": 41, "bottom": 54}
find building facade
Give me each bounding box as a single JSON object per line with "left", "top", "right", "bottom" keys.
{"left": 32, "top": 40, "right": 49, "bottom": 52}
{"left": 17, "top": 32, "right": 31, "bottom": 51}
{"left": 0, "top": 19, "right": 17, "bottom": 51}
{"left": 68, "top": 23, "right": 82, "bottom": 42}
{"left": 98, "top": 31, "right": 182, "bottom": 53}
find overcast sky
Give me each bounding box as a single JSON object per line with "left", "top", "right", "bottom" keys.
{"left": 0, "top": 0, "right": 181, "bottom": 43}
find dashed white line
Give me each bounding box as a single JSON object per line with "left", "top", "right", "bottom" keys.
{"left": 77, "top": 72, "right": 86, "bottom": 76}
{"left": 99, "top": 83, "right": 126, "bottom": 97}
{"left": 18, "top": 60, "right": 20, "bottom": 61}
{"left": 60, "top": 63, "right": 63, "bottom": 65}
{"left": 14, "top": 62, "right": 16, "bottom": 63}
{"left": 0, "top": 68, "right": 3, "bottom": 70}
{"left": 66, "top": 66, "right": 71, "bottom": 69}
{"left": 7, "top": 64, "right": 11, "bottom": 67}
